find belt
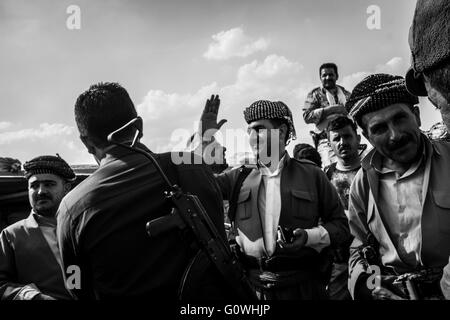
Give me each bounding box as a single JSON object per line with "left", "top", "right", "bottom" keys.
{"left": 238, "top": 252, "right": 319, "bottom": 273}
{"left": 247, "top": 269, "right": 319, "bottom": 290}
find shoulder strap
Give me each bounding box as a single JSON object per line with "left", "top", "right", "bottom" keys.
{"left": 227, "top": 166, "right": 252, "bottom": 223}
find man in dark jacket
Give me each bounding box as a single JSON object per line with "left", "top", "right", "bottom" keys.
{"left": 57, "top": 82, "right": 228, "bottom": 300}
{"left": 193, "top": 95, "right": 350, "bottom": 299}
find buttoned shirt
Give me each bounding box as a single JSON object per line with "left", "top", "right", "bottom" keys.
{"left": 33, "top": 212, "right": 63, "bottom": 270}
{"left": 303, "top": 85, "right": 351, "bottom": 132}
{"left": 371, "top": 150, "right": 427, "bottom": 269}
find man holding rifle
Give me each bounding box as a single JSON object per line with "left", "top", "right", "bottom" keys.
{"left": 347, "top": 74, "right": 450, "bottom": 300}
{"left": 56, "top": 82, "right": 231, "bottom": 300}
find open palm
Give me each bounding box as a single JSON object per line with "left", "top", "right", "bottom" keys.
{"left": 200, "top": 94, "right": 227, "bottom": 136}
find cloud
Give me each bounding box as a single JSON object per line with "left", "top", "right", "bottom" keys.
{"left": 0, "top": 123, "right": 74, "bottom": 144}
{"left": 340, "top": 57, "right": 441, "bottom": 132}
{"left": 1, "top": 56, "right": 420, "bottom": 166}
{"left": 341, "top": 57, "right": 409, "bottom": 91}
{"left": 375, "top": 57, "right": 408, "bottom": 75}
{"left": 203, "top": 27, "right": 269, "bottom": 60}
{"left": 0, "top": 123, "right": 94, "bottom": 164}
{"left": 0, "top": 121, "right": 12, "bottom": 131}
{"left": 137, "top": 54, "right": 311, "bottom": 165}
{"left": 136, "top": 55, "right": 422, "bottom": 166}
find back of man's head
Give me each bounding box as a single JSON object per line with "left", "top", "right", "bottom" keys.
{"left": 75, "top": 82, "right": 138, "bottom": 147}
{"left": 293, "top": 143, "right": 322, "bottom": 167}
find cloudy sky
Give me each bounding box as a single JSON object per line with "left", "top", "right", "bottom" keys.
{"left": 0, "top": 0, "right": 441, "bottom": 165}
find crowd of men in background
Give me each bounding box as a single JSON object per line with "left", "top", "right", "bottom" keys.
{"left": 0, "top": 0, "right": 450, "bottom": 301}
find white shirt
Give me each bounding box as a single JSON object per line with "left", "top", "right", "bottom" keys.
{"left": 376, "top": 153, "right": 426, "bottom": 268}
{"left": 244, "top": 153, "right": 330, "bottom": 257}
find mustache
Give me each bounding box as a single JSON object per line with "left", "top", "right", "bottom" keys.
{"left": 34, "top": 194, "right": 52, "bottom": 201}
{"left": 338, "top": 145, "right": 351, "bottom": 153}
{"left": 387, "top": 134, "right": 412, "bottom": 151}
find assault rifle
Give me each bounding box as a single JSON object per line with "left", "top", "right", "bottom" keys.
{"left": 358, "top": 234, "right": 444, "bottom": 299}
{"left": 107, "top": 117, "right": 256, "bottom": 301}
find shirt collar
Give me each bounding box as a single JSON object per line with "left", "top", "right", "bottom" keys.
{"left": 32, "top": 210, "right": 57, "bottom": 227}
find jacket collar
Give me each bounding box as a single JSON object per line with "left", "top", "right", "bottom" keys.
{"left": 258, "top": 151, "right": 289, "bottom": 175}
{"left": 100, "top": 142, "right": 154, "bottom": 167}
{"left": 23, "top": 211, "right": 40, "bottom": 229}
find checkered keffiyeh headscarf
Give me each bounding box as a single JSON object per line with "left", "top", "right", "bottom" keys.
{"left": 23, "top": 154, "right": 76, "bottom": 181}
{"left": 347, "top": 74, "right": 419, "bottom": 127}
{"left": 243, "top": 100, "right": 297, "bottom": 144}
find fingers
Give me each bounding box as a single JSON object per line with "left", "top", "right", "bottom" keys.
{"left": 203, "top": 95, "right": 212, "bottom": 114}
{"left": 204, "top": 94, "right": 220, "bottom": 114}
{"left": 212, "top": 95, "right": 220, "bottom": 114}
{"left": 280, "top": 236, "right": 304, "bottom": 252}
{"left": 208, "top": 94, "right": 215, "bottom": 113}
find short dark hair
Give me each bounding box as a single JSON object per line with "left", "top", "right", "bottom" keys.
{"left": 425, "top": 59, "right": 450, "bottom": 102}
{"left": 293, "top": 143, "right": 322, "bottom": 167}
{"left": 74, "top": 82, "right": 138, "bottom": 147}
{"left": 319, "top": 63, "right": 338, "bottom": 76}
{"left": 326, "top": 116, "right": 358, "bottom": 139}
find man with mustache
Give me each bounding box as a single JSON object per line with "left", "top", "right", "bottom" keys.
{"left": 347, "top": 73, "right": 450, "bottom": 300}
{"left": 0, "top": 155, "right": 74, "bottom": 300}
{"left": 196, "top": 96, "right": 350, "bottom": 299}
{"left": 323, "top": 116, "right": 362, "bottom": 300}
{"left": 325, "top": 116, "right": 362, "bottom": 212}
{"left": 303, "top": 63, "right": 352, "bottom": 167}
{"left": 405, "top": 0, "right": 450, "bottom": 300}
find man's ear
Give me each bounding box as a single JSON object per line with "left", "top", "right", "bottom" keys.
{"left": 63, "top": 182, "right": 72, "bottom": 195}
{"left": 412, "top": 106, "right": 422, "bottom": 127}
{"left": 279, "top": 123, "right": 288, "bottom": 144}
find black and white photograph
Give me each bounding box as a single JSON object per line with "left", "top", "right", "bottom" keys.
{"left": 0, "top": 0, "right": 449, "bottom": 316}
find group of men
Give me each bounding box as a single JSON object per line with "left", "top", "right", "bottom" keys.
{"left": 1, "top": 0, "right": 450, "bottom": 301}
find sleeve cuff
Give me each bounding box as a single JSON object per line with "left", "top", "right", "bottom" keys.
{"left": 305, "top": 226, "right": 330, "bottom": 253}
{"left": 14, "top": 283, "right": 41, "bottom": 300}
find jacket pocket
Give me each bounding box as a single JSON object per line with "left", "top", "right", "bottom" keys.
{"left": 236, "top": 189, "right": 252, "bottom": 220}
{"left": 291, "top": 189, "right": 318, "bottom": 222}
{"left": 433, "top": 190, "right": 450, "bottom": 235}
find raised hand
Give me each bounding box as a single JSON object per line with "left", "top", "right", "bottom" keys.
{"left": 199, "top": 94, "right": 227, "bottom": 137}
